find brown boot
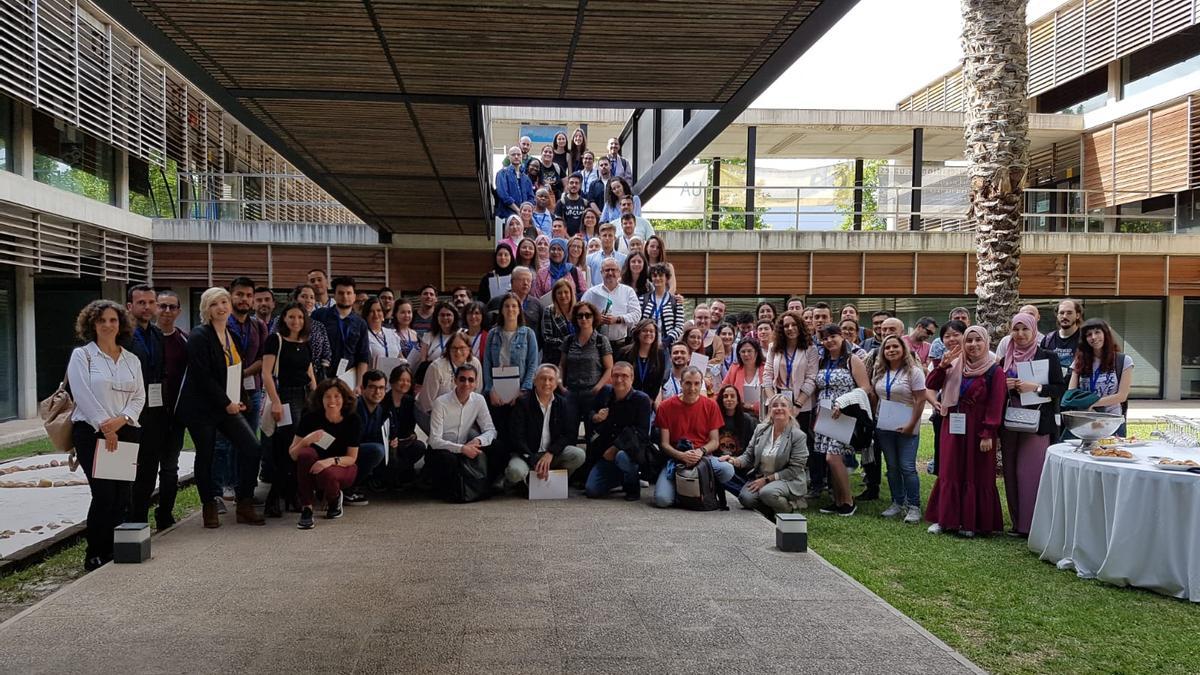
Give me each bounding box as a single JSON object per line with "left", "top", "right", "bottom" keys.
{"left": 235, "top": 498, "right": 265, "bottom": 526}
{"left": 202, "top": 501, "right": 220, "bottom": 529}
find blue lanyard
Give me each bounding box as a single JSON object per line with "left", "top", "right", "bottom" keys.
{"left": 227, "top": 317, "right": 250, "bottom": 356}
{"left": 439, "top": 334, "right": 447, "bottom": 356}
{"left": 824, "top": 360, "right": 834, "bottom": 388}
{"left": 667, "top": 375, "right": 680, "bottom": 396}
{"left": 335, "top": 314, "right": 352, "bottom": 346}
{"left": 1089, "top": 369, "right": 1101, "bottom": 393}
{"left": 637, "top": 356, "right": 650, "bottom": 383}
{"left": 724, "top": 353, "right": 735, "bottom": 371}
{"left": 398, "top": 330, "right": 414, "bottom": 356}
{"left": 959, "top": 376, "right": 976, "bottom": 399}
{"left": 652, "top": 293, "right": 667, "bottom": 321}
{"left": 784, "top": 347, "right": 797, "bottom": 387}
{"left": 885, "top": 369, "right": 897, "bottom": 400}
{"left": 370, "top": 329, "right": 389, "bottom": 358}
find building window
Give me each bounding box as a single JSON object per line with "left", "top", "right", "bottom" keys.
{"left": 1037, "top": 67, "right": 1107, "bottom": 115}
{"left": 129, "top": 156, "right": 178, "bottom": 218}
{"left": 0, "top": 95, "right": 12, "bottom": 173}
{"left": 1124, "top": 26, "right": 1200, "bottom": 100}
{"left": 1184, "top": 300, "right": 1200, "bottom": 399}
{"left": 31, "top": 110, "right": 115, "bottom": 205}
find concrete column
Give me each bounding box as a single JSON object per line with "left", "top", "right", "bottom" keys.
{"left": 1107, "top": 60, "right": 1122, "bottom": 103}
{"left": 176, "top": 287, "right": 193, "bottom": 333}
{"left": 1163, "top": 295, "right": 1183, "bottom": 401}
{"left": 15, "top": 268, "right": 37, "bottom": 419}
{"left": 910, "top": 128, "right": 923, "bottom": 231}
{"left": 14, "top": 102, "right": 33, "bottom": 178}
{"left": 114, "top": 149, "right": 130, "bottom": 209}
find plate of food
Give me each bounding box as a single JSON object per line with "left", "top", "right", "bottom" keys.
{"left": 1154, "top": 458, "right": 1200, "bottom": 472}
{"left": 1089, "top": 447, "right": 1138, "bottom": 463}
{"left": 1116, "top": 436, "right": 1149, "bottom": 448}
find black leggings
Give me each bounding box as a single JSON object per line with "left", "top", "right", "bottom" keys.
{"left": 73, "top": 422, "right": 140, "bottom": 562}
{"left": 189, "top": 413, "right": 261, "bottom": 503}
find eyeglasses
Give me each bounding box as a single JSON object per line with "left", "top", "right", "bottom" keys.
{"left": 576, "top": 313, "right": 594, "bottom": 319}
{"left": 457, "top": 377, "right": 476, "bottom": 384}
{"left": 158, "top": 303, "right": 179, "bottom": 311}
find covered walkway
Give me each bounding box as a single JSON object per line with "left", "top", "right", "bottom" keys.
{"left": 0, "top": 494, "right": 977, "bottom": 674}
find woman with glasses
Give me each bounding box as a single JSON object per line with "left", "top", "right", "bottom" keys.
{"left": 559, "top": 300, "right": 613, "bottom": 447}
{"left": 813, "top": 323, "right": 871, "bottom": 517}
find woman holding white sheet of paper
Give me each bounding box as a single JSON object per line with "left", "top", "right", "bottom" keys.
{"left": 67, "top": 300, "right": 145, "bottom": 571}
{"left": 261, "top": 302, "right": 317, "bottom": 518}
{"left": 868, "top": 335, "right": 926, "bottom": 524}
{"left": 177, "top": 287, "right": 265, "bottom": 529}
{"left": 482, "top": 293, "right": 540, "bottom": 472}
{"left": 813, "top": 324, "right": 870, "bottom": 517}
{"left": 362, "top": 297, "right": 405, "bottom": 372}
{"left": 998, "top": 312, "right": 1065, "bottom": 537}
{"left": 289, "top": 379, "right": 362, "bottom": 529}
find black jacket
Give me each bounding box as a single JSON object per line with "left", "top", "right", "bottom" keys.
{"left": 124, "top": 323, "right": 166, "bottom": 385}
{"left": 1009, "top": 346, "right": 1067, "bottom": 437}
{"left": 590, "top": 385, "right": 653, "bottom": 454}
{"left": 511, "top": 391, "right": 573, "bottom": 464}
{"left": 175, "top": 323, "right": 244, "bottom": 426}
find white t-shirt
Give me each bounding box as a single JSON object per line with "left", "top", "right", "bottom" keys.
{"left": 871, "top": 366, "right": 926, "bottom": 407}
{"left": 1082, "top": 354, "right": 1133, "bottom": 415}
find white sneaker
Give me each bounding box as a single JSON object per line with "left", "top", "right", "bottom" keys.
{"left": 880, "top": 503, "right": 903, "bottom": 518}
{"left": 960, "top": 530, "right": 975, "bottom": 538}
{"left": 927, "top": 523, "right": 943, "bottom": 534}
{"left": 904, "top": 506, "right": 921, "bottom": 524}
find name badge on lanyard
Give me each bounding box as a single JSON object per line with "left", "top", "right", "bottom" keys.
{"left": 147, "top": 383, "right": 163, "bottom": 408}
{"left": 949, "top": 413, "right": 967, "bottom": 435}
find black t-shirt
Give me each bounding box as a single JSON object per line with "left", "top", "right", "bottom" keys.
{"left": 1040, "top": 330, "right": 1080, "bottom": 370}
{"left": 265, "top": 333, "right": 312, "bottom": 388}
{"left": 541, "top": 163, "right": 563, "bottom": 196}
{"left": 295, "top": 410, "right": 362, "bottom": 459}
{"left": 556, "top": 196, "right": 588, "bottom": 236}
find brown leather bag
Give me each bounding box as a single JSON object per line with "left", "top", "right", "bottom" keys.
{"left": 39, "top": 350, "right": 84, "bottom": 471}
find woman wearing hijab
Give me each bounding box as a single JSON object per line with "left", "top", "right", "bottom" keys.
{"left": 533, "top": 237, "right": 583, "bottom": 298}
{"left": 533, "top": 234, "right": 552, "bottom": 271}
{"left": 479, "top": 244, "right": 515, "bottom": 304}
{"left": 924, "top": 325, "right": 1006, "bottom": 537}
{"left": 998, "top": 313, "right": 1065, "bottom": 537}
{"left": 499, "top": 215, "right": 524, "bottom": 255}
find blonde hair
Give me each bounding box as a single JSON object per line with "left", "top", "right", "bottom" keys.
{"left": 198, "top": 287, "right": 232, "bottom": 325}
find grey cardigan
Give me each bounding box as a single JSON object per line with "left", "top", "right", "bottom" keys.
{"left": 737, "top": 421, "right": 809, "bottom": 494}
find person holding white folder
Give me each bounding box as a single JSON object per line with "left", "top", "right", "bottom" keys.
{"left": 813, "top": 324, "right": 871, "bottom": 517}
{"left": 67, "top": 300, "right": 145, "bottom": 571}
{"left": 176, "top": 287, "right": 265, "bottom": 529}
{"left": 868, "top": 336, "right": 927, "bottom": 524}
{"left": 504, "top": 365, "right": 586, "bottom": 489}
{"left": 260, "top": 302, "right": 318, "bottom": 518}
{"left": 482, "top": 294, "right": 540, "bottom": 482}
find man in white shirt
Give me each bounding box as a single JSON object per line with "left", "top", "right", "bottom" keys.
{"left": 586, "top": 222, "right": 627, "bottom": 283}
{"left": 503, "top": 365, "right": 586, "bottom": 488}
{"left": 428, "top": 364, "right": 498, "bottom": 502}
{"left": 582, "top": 258, "right": 642, "bottom": 347}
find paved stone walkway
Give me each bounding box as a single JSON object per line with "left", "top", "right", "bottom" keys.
{"left": 0, "top": 493, "right": 979, "bottom": 674}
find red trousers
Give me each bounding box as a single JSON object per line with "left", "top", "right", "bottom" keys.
{"left": 295, "top": 446, "right": 357, "bottom": 507}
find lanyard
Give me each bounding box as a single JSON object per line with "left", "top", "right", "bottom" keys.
{"left": 652, "top": 293, "right": 667, "bottom": 321}
{"left": 724, "top": 352, "right": 735, "bottom": 371}
{"left": 1089, "top": 369, "right": 1101, "bottom": 393}
{"left": 824, "top": 359, "right": 835, "bottom": 388}
{"left": 784, "top": 347, "right": 797, "bottom": 388}
{"left": 471, "top": 332, "right": 482, "bottom": 354}
{"left": 636, "top": 356, "right": 650, "bottom": 383}
{"left": 439, "top": 334, "right": 447, "bottom": 357}
{"left": 227, "top": 317, "right": 250, "bottom": 356}
{"left": 335, "top": 314, "right": 352, "bottom": 346}
{"left": 885, "top": 369, "right": 897, "bottom": 400}
{"left": 370, "top": 329, "right": 389, "bottom": 358}
{"left": 134, "top": 326, "right": 154, "bottom": 365}
{"left": 667, "top": 374, "right": 681, "bottom": 397}
{"left": 220, "top": 329, "right": 235, "bottom": 366}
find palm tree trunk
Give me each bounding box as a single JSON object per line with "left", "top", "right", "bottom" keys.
{"left": 962, "top": 0, "right": 1029, "bottom": 344}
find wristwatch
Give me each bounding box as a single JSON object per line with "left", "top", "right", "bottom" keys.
{"left": 334, "top": 456, "right": 341, "bottom": 466}
{"left": 123, "top": 414, "right": 135, "bottom": 425}
{"left": 1035, "top": 384, "right": 1043, "bottom": 395}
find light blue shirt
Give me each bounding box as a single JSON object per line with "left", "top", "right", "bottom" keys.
{"left": 586, "top": 249, "right": 628, "bottom": 284}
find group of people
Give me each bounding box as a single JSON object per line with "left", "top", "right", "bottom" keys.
{"left": 63, "top": 220, "right": 1133, "bottom": 568}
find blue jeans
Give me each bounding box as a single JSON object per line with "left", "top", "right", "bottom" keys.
{"left": 876, "top": 429, "right": 920, "bottom": 508}
{"left": 354, "top": 442, "right": 387, "bottom": 488}
{"left": 214, "top": 390, "right": 262, "bottom": 490}
{"left": 585, "top": 450, "right": 640, "bottom": 498}
{"left": 654, "top": 456, "right": 735, "bottom": 508}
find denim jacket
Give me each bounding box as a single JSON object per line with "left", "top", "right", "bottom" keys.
{"left": 482, "top": 326, "right": 540, "bottom": 393}
{"left": 494, "top": 165, "right": 535, "bottom": 220}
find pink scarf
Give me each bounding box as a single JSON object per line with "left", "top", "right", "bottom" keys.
{"left": 1002, "top": 313, "right": 1039, "bottom": 373}
{"left": 941, "top": 325, "right": 994, "bottom": 408}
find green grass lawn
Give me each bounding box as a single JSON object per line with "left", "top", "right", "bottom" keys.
{"left": 0, "top": 437, "right": 57, "bottom": 462}
{"left": 811, "top": 423, "right": 1200, "bottom": 675}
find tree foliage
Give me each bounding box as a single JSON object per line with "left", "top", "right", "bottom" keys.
{"left": 833, "top": 159, "right": 887, "bottom": 231}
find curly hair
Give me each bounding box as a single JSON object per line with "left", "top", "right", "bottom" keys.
{"left": 307, "top": 378, "right": 357, "bottom": 418}
{"left": 75, "top": 299, "right": 132, "bottom": 344}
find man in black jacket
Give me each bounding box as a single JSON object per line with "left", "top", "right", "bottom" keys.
{"left": 503, "top": 365, "right": 586, "bottom": 489}
{"left": 585, "top": 362, "right": 653, "bottom": 500}
{"left": 125, "top": 284, "right": 177, "bottom": 528}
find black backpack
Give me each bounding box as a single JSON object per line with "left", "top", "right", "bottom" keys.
{"left": 673, "top": 441, "right": 728, "bottom": 511}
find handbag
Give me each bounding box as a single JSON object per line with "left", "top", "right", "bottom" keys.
{"left": 1004, "top": 405, "right": 1041, "bottom": 433}
{"left": 39, "top": 349, "right": 87, "bottom": 471}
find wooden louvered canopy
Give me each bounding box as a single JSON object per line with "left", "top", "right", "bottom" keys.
{"left": 99, "top": 0, "right": 845, "bottom": 236}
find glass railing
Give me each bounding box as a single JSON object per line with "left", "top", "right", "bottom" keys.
{"left": 173, "top": 172, "right": 362, "bottom": 225}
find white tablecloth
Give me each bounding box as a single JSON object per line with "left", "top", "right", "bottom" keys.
{"left": 1028, "top": 442, "right": 1200, "bottom": 602}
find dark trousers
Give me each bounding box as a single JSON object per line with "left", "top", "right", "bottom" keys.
{"left": 130, "top": 407, "right": 183, "bottom": 527}
{"left": 798, "top": 410, "right": 826, "bottom": 493}
{"left": 426, "top": 447, "right": 490, "bottom": 502}
{"left": 189, "top": 413, "right": 262, "bottom": 503}
{"left": 383, "top": 438, "right": 428, "bottom": 486}
{"left": 268, "top": 422, "right": 298, "bottom": 505}
{"left": 294, "top": 446, "right": 357, "bottom": 506}
{"left": 930, "top": 413, "right": 942, "bottom": 475}
{"left": 72, "top": 422, "right": 140, "bottom": 562}
{"left": 487, "top": 401, "right": 516, "bottom": 479}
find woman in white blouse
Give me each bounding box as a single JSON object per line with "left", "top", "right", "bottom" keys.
{"left": 361, "top": 297, "right": 405, "bottom": 371}
{"left": 67, "top": 300, "right": 145, "bottom": 571}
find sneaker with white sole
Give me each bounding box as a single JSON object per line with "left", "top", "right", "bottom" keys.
{"left": 880, "top": 503, "right": 903, "bottom": 518}
{"left": 297, "top": 507, "right": 314, "bottom": 530}
{"left": 836, "top": 503, "right": 856, "bottom": 517}
{"left": 904, "top": 506, "right": 921, "bottom": 524}
{"left": 325, "top": 492, "right": 344, "bottom": 519}
{"left": 927, "top": 523, "right": 943, "bottom": 534}
{"left": 960, "top": 530, "right": 975, "bottom": 538}
{"left": 343, "top": 491, "right": 369, "bottom": 506}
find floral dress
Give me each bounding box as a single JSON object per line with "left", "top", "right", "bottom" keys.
{"left": 814, "top": 360, "right": 855, "bottom": 456}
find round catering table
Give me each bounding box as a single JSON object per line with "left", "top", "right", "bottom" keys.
{"left": 1028, "top": 442, "right": 1200, "bottom": 602}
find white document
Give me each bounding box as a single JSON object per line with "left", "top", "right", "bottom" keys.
{"left": 539, "top": 291, "right": 554, "bottom": 308}
{"left": 742, "top": 383, "right": 761, "bottom": 408}
{"left": 814, "top": 406, "right": 855, "bottom": 445}
{"left": 376, "top": 357, "right": 406, "bottom": 379}
{"left": 146, "top": 383, "right": 163, "bottom": 408}
{"left": 225, "top": 363, "right": 242, "bottom": 405}
{"left": 1017, "top": 359, "right": 1052, "bottom": 406}
{"left": 314, "top": 431, "right": 335, "bottom": 450}
{"left": 336, "top": 358, "right": 357, "bottom": 389}
{"left": 528, "top": 468, "right": 568, "bottom": 500}
{"left": 491, "top": 366, "right": 521, "bottom": 404}
{"left": 949, "top": 412, "right": 967, "bottom": 435}
{"left": 878, "top": 399, "right": 913, "bottom": 431}
{"left": 93, "top": 440, "right": 139, "bottom": 482}
{"left": 242, "top": 375, "right": 255, "bottom": 391}
{"left": 261, "top": 400, "right": 293, "bottom": 435}
{"left": 381, "top": 419, "right": 391, "bottom": 466}
{"left": 489, "top": 274, "right": 512, "bottom": 299}
{"left": 689, "top": 352, "right": 709, "bottom": 371}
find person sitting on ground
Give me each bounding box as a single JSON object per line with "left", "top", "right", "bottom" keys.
{"left": 427, "top": 364, "right": 497, "bottom": 502}
{"left": 504, "top": 364, "right": 586, "bottom": 489}
{"left": 416, "top": 331, "right": 481, "bottom": 434}
{"left": 345, "top": 369, "right": 390, "bottom": 505}
{"left": 653, "top": 366, "right": 735, "bottom": 508}
{"left": 720, "top": 393, "right": 809, "bottom": 516}
{"left": 290, "top": 379, "right": 362, "bottom": 529}
{"left": 586, "top": 361, "right": 654, "bottom": 500}
{"left": 383, "top": 363, "right": 426, "bottom": 488}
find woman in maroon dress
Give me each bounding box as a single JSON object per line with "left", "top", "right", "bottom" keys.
{"left": 924, "top": 325, "right": 1006, "bottom": 537}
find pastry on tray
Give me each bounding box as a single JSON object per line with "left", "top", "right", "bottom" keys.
{"left": 1158, "top": 458, "right": 1199, "bottom": 467}
{"left": 1091, "top": 447, "right": 1134, "bottom": 459}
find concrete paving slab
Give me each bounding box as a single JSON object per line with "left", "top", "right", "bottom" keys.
{"left": 0, "top": 492, "right": 981, "bottom": 675}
